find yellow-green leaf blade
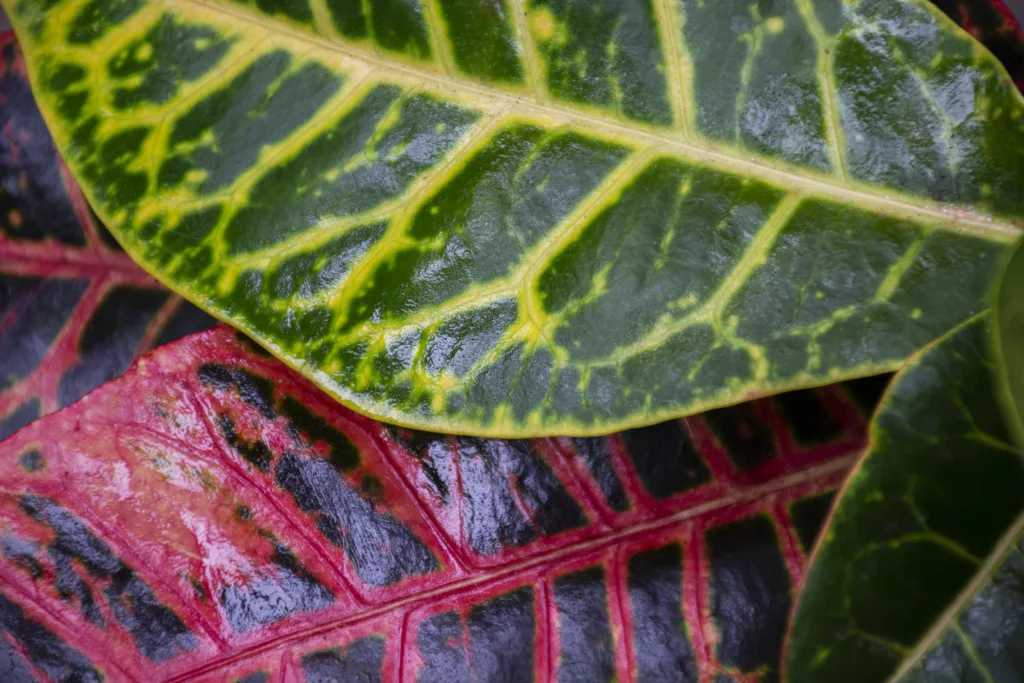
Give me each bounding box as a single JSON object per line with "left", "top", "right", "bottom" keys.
{"left": 6, "top": 0, "right": 1024, "bottom": 436}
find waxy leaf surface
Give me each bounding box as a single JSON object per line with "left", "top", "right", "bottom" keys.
{"left": 995, "top": 234, "right": 1024, "bottom": 447}
{"left": 4, "top": 0, "right": 1024, "bottom": 436}
{"left": 887, "top": 240, "right": 1024, "bottom": 683}
{"left": 785, "top": 315, "right": 1024, "bottom": 683}
{"left": 0, "top": 324, "right": 883, "bottom": 682}
{"left": 0, "top": 32, "right": 215, "bottom": 440}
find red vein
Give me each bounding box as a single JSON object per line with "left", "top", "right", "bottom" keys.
{"left": 0, "top": 569, "right": 139, "bottom": 682}
{"left": 537, "top": 577, "right": 552, "bottom": 683}
{"left": 772, "top": 503, "right": 807, "bottom": 588}
{"left": 608, "top": 546, "right": 634, "bottom": 683}
{"left": 167, "top": 455, "right": 853, "bottom": 682}
{"left": 182, "top": 385, "right": 366, "bottom": 608}
{"left": 684, "top": 523, "right": 713, "bottom": 679}
{"left": 60, "top": 486, "right": 229, "bottom": 650}
{"left": 0, "top": 241, "right": 153, "bottom": 278}
{"left": 136, "top": 295, "right": 185, "bottom": 356}
{"left": 365, "top": 428, "right": 470, "bottom": 573}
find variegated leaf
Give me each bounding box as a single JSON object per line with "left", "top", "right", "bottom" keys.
{"left": 4, "top": 0, "right": 1023, "bottom": 436}
{"left": 0, "top": 32, "right": 215, "bottom": 439}
{"left": 0, "top": 325, "right": 878, "bottom": 681}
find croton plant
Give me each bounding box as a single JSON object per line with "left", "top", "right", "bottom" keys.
{"left": 1, "top": 0, "right": 1024, "bottom": 680}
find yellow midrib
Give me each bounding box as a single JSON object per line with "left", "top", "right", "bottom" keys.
{"left": 177, "top": 0, "right": 1023, "bottom": 241}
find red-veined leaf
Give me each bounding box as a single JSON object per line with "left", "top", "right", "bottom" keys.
{"left": 0, "top": 325, "right": 881, "bottom": 682}
{"left": 0, "top": 31, "right": 215, "bottom": 440}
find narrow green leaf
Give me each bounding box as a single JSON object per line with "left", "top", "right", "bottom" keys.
{"left": 785, "top": 314, "right": 1024, "bottom": 683}
{"left": 5, "top": 0, "right": 1024, "bottom": 436}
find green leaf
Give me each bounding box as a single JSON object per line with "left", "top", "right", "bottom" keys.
{"left": 994, "top": 236, "right": 1024, "bottom": 449}
{"left": 890, "top": 518, "right": 1024, "bottom": 681}
{"left": 5, "top": 0, "right": 1024, "bottom": 436}
{"left": 784, "top": 314, "right": 1024, "bottom": 682}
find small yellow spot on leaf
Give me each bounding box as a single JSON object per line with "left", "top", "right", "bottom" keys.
{"left": 765, "top": 17, "right": 784, "bottom": 34}
{"left": 912, "top": 308, "right": 922, "bottom": 320}
{"left": 531, "top": 7, "right": 557, "bottom": 41}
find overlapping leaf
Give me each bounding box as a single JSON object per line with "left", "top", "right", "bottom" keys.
{"left": 4, "top": 0, "right": 1023, "bottom": 436}
{"left": 0, "top": 324, "right": 882, "bottom": 681}
{"left": 0, "top": 32, "right": 215, "bottom": 439}
{"left": 785, "top": 314, "right": 1024, "bottom": 682}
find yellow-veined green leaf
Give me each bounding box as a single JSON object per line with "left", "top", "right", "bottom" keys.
{"left": 5, "top": 0, "right": 1024, "bottom": 436}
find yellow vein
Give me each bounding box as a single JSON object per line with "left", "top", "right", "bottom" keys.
{"left": 525, "top": 148, "right": 658, "bottom": 299}
{"left": 92, "top": 0, "right": 168, "bottom": 63}
{"left": 706, "top": 192, "right": 803, "bottom": 327}
{"left": 874, "top": 238, "right": 924, "bottom": 302}
{"left": 734, "top": 8, "right": 763, "bottom": 144}
{"left": 908, "top": 65, "right": 960, "bottom": 177}
{"left": 519, "top": 149, "right": 658, "bottom": 353}
{"left": 205, "top": 67, "right": 380, "bottom": 262}
{"left": 328, "top": 146, "right": 655, "bottom": 353}
{"left": 506, "top": 0, "right": 546, "bottom": 100}
{"left": 440, "top": 150, "right": 661, "bottom": 378}
{"left": 794, "top": 0, "right": 847, "bottom": 180}
{"left": 309, "top": 0, "right": 342, "bottom": 41}
{"left": 99, "top": 28, "right": 271, "bottom": 126}
{"left": 175, "top": 0, "right": 1021, "bottom": 239}
{"left": 325, "top": 109, "right": 512, "bottom": 322}
{"left": 44, "top": 0, "right": 168, "bottom": 77}
{"left": 588, "top": 193, "right": 803, "bottom": 366}
{"left": 229, "top": 204, "right": 399, "bottom": 270}
{"left": 422, "top": 0, "right": 456, "bottom": 76}
{"left": 651, "top": 0, "right": 692, "bottom": 136}
{"left": 113, "top": 33, "right": 274, "bottom": 189}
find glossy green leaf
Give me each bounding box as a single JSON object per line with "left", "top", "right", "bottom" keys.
{"left": 5, "top": 0, "right": 1024, "bottom": 436}
{"left": 879, "top": 261, "right": 1024, "bottom": 682}
{"left": 785, "top": 314, "right": 1024, "bottom": 682}
{"left": 994, "top": 235, "right": 1024, "bottom": 449}
{"left": 890, "top": 520, "right": 1024, "bottom": 681}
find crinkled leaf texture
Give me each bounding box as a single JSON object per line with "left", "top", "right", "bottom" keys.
{"left": 0, "top": 325, "right": 883, "bottom": 682}
{"left": 0, "top": 33, "right": 215, "bottom": 440}
{"left": 4, "top": 0, "right": 1024, "bottom": 436}
{"left": 785, "top": 314, "right": 1024, "bottom": 682}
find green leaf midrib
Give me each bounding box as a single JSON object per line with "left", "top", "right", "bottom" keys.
{"left": 164, "top": 0, "right": 1019, "bottom": 240}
